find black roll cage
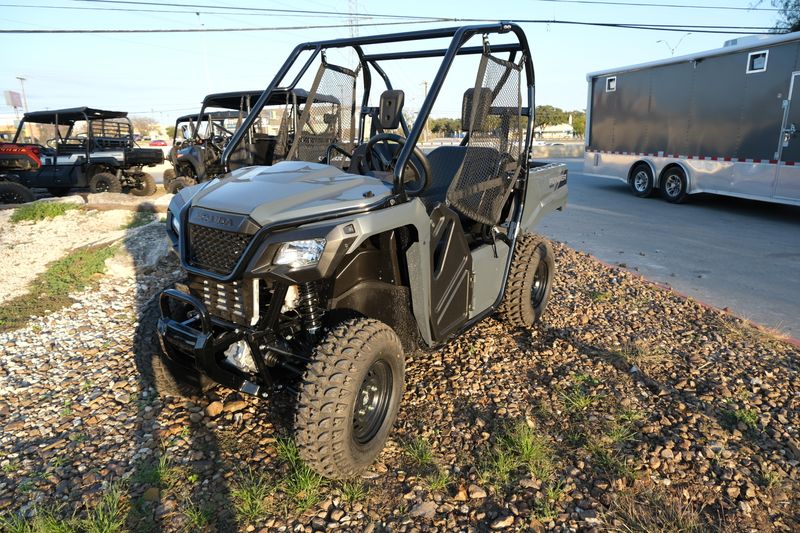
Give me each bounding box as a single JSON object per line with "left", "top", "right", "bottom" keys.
{"left": 14, "top": 107, "right": 135, "bottom": 151}
{"left": 222, "top": 22, "right": 535, "bottom": 202}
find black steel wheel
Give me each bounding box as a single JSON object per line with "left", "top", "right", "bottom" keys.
{"left": 129, "top": 172, "right": 157, "bottom": 197}
{"left": 629, "top": 163, "right": 654, "bottom": 198}
{"left": 660, "top": 167, "right": 688, "bottom": 204}
{"left": 352, "top": 359, "right": 393, "bottom": 445}
{"left": 296, "top": 317, "right": 404, "bottom": 479}
{"left": 498, "top": 233, "right": 555, "bottom": 327}
{"left": 0, "top": 181, "right": 35, "bottom": 204}
{"left": 89, "top": 172, "right": 122, "bottom": 194}
{"left": 531, "top": 257, "right": 550, "bottom": 309}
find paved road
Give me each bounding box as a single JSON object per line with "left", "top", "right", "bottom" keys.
{"left": 538, "top": 159, "right": 800, "bottom": 338}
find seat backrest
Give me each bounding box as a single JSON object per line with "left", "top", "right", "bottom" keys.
{"left": 379, "top": 90, "right": 404, "bottom": 130}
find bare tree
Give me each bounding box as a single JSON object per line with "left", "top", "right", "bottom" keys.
{"left": 130, "top": 116, "right": 158, "bottom": 136}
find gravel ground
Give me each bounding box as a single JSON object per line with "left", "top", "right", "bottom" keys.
{"left": 0, "top": 206, "right": 134, "bottom": 304}
{"left": 0, "top": 223, "right": 798, "bottom": 532}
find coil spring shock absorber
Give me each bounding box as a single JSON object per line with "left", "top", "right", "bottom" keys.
{"left": 298, "top": 281, "right": 323, "bottom": 334}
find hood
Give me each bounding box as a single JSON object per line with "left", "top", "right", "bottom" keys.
{"left": 190, "top": 161, "right": 393, "bottom": 226}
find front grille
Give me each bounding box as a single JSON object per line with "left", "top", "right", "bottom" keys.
{"left": 188, "top": 275, "right": 258, "bottom": 326}
{"left": 187, "top": 223, "right": 253, "bottom": 274}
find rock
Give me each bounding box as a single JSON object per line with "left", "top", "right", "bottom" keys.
{"left": 223, "top": 400, "right": 248, "bottom": 413}
{"left": 205, "top": 401, "right": 223, "bottom": 418}
{"left": 408, "top": 501, "right": 437, "bottom": 519}
{"left": 454, "top": 485, "right": 468, "bottom": 501}
{"left": 491, "top": 515, "right": 514, "bottom": 529}
{"left": 468, "top": 484, "right": 487, "bottom": 499}
{"left": 330, "top": 508, "right": 345, "bottom": 521}
{"left": 660, "top": 448, "right": 674, "bottom": 460}
{"left": 726, "top": 486, "right": 740, "bottom": 499}
{"left": 143, "top": 487, "right": 160, "bottom": 502}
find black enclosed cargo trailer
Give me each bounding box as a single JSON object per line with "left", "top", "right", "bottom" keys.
{"left": 584, "top": 32, "right": 800, "bottom": 205}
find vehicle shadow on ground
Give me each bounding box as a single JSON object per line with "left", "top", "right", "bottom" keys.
{"left": 511, "top": 322, "right": 799, "bottom": 530}
{"left": 125, "top": 219, "right": 242, "bottom": 532}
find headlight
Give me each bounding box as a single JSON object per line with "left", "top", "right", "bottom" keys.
{"left": 274, "top": 239, "right": 326, "bottom": 268}
{"left": 170, "top": 213, "right": 180, "bottom": 235}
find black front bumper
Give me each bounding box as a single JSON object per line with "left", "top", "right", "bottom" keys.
{"left": 157, "top": 289, "right": 263, "bottom": 396}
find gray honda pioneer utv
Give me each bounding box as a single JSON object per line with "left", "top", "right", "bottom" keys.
{"left": 163, "top": 89, "right": 310, "bottom": 193}
{"left": 153, "top": 23, "right": 567, "bottom": 479}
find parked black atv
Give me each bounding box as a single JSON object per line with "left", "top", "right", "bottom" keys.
{"left": 0, "top": 107, "right": 163, "bottom": 203}
{"left": 163, "top": 89, "right": 309, "bottom": 194}
{"left": 152, "top": 23, "right": 567, "bottom": 479}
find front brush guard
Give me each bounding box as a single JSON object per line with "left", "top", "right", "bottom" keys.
{"left": 157, "top": 289, "right": 262, "bottom": 396}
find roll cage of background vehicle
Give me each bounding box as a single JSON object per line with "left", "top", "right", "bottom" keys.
{"left": 222, "top": 22, "right": 535, "bottom": 202}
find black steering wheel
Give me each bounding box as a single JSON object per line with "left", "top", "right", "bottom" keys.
{"left": 364, "top": 133, "right": 431, "bottom": 196}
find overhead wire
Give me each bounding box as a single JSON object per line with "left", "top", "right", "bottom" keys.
{"left": 529, "top": 0, "right": 780, "bottom": 11}
{"left": 0, "top": 19, "right": 781, "bottom": 34}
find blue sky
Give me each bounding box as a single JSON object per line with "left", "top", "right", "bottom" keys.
{"left": 0, "top": 0, "right": 782, "bottom": 122}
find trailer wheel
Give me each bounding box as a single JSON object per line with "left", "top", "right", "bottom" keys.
{"left": 0, "top": 182, "right": 35, "bottom": 204}
{"left": 296, "top": 318, "right": 404, "bottom": 479}
{"left": 661, "top": 167, "right": 688, "bottom": 204}
{"left": 89, "top": 172, "right": 122, "bottom": 194}
{"left": 498, "top": 233, "right": 555, "bottom": 327}
{"left": 130, "top": 172, "right": 157, "bottom": 197}
{"left": 629, "top": 164, "right": 654, "bottom": 198}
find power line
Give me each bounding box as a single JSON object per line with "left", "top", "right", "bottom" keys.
{"left": 529, "top": 0, "right": 780, "bottom": 11}
{"left": 0, "top": 19, "right": 454, "bottom": 33}
{"left": 75, "top": 0, "right": 448, "bottom": 21}
{"left": 0, "top": 3, "right": 356, "bottom": 18}
{"left": 0, "top": 19, "right": 780, "bottom": 34}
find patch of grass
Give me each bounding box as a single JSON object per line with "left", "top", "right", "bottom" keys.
{"left": 403, "top": 437, "right": 435, "bottom": 468}
{"left": 231, "top": 467, "right": 272, "bottom": 524}
{"left": 533, "top": 482, "right": 565, "bottom": 521}
{"left": 478, "top": 446, "right": 519, "bottom": 489}
{"left": 2, "top": 459, "right": 20, "bottom": 473}
{"left": 607, "top": 410, "right": 643, "bottom": 446}
{"left": 587, "top": 441, "right": 636, "bottom": 482}
{"left": 426, "top": 468, "right": 452, "bottom": 493}
{"left": 721, "top": 403, "right": 760, "bottom": 432}
{"left": 10, "top": 202, "right": 79, "bottom": 223}
{"left": 277, "top": 438, "right": 325, "bottom": 511}
{"left": 759, "top": 467, "right": 783, "bottom": 489}
{"left": 132, "top": 455, "right": 178, "bottom": 488}
{"left": 610, "top": 340, "right": 667, "bottom": 370}
{"left": 0, "top": 244, "right": 118, "bottom": 332}
{"left": 123, "top": 211, "right": 155, "bottom": 230}
{"left": 587, "top": 289, "right": 612, "bottom": 302}
{"left": 81, "top": 482, "right": 126, "bottom": 533}
{"left": 602, "top": 483, "right": 707, "bottom": 533}
{"left": 0, "top": 507, "right": 77, "bottom": 533}
{"left": 183, "top": 500, "right": 213, "bottom": 531}
{"left": 502, "top": 422, "right": 555, "bottom": 481}
{"left": 560, "top": 386, "right": 597, "bottom": 413}
{"left": 339, "top": 480, "right": 369, "bottom": 504}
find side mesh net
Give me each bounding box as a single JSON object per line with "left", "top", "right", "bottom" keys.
{"left": 446, "top": 53, "right": 523, "bottom": 226}
{"left": 287, "top": 62, "right": 357, "bottom": 167}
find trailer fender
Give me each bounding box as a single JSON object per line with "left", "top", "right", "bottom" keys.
{"left": 627, "top": 159, "right": 657, "bottom": 186}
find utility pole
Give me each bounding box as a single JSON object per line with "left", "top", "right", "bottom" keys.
{"left": 16, "top": 76, "right": 33, "bottom": 141}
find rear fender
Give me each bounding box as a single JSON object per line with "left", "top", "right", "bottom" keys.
{"left": 520, "top": 162, "right": 568, "bottom": 232}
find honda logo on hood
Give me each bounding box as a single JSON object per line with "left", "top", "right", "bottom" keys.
{"left": 188, "top": 207, "right": 256, "bottom": 234}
